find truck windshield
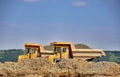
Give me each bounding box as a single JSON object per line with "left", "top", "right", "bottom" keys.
{"left": 24, "top": 48, "right": 36, "bottom": 54}
{"left": 24, "top": 48, "right": 30, "bottom": 54}
{"left": 54, "top": 47, "right": 61, "bottom": 53}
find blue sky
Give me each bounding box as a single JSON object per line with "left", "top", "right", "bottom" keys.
{"left": 0, "top": 0, "right": 120, "bottom": 50}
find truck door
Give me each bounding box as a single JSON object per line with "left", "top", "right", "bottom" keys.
{"left": 30, "top": 48, "right": 38, "bottom": 58}
{"left": 61, "top": 46, "right": 69, "bottom": 59}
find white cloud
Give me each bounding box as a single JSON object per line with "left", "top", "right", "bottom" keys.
{"left": 72, "top": 1, "right": 86, "bottom": 7}
{"left": 23, "top": 0, "right": 48, "bottom": 3}
{"left": 24, "top": 0, "right": 39, "bottom": 3}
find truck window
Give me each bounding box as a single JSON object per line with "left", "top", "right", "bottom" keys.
{"left": 31, "top": 49, "right": 35, "bottom": 54}
{"left": 24, "top": 48, "right": 30, "bottom": 54}
{"left": 63, "top": 48, "right": 66, "bottom": 52}
{"left": 56, "top": 47, "right": 61, "bottom": 53}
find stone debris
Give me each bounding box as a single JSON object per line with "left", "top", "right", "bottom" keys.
{"left": 0, "top": 58, "right": 120, "bottom": 77}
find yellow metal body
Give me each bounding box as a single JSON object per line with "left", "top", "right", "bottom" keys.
{"left": 18, "top": 43, "right": 41, "bottom": 62}
{"left": 48, "top": 45, "right": 69, "bottom": 62}
{"left": 48, "top": 42, "right": 73, "bottom": 63}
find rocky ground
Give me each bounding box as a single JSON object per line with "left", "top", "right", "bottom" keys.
{"left": 0, "top": 58, "right": 120, "bottom": 77}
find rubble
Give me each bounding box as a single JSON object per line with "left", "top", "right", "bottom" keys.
{"left": 0, "top": 58, "right": 120, "bottom": 77}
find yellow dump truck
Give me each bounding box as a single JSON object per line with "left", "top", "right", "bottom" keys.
{"left": 48, "top": 42, "right": 105, "bottom": 62}
{"left": 18, "top": 43, "right": 53, "bottom": 62}
{"left": 18, "top": 42, "right": 106, "bottom": 62}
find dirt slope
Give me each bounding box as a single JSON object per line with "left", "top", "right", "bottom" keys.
{"left": 0, "top": 58, "right": 120, "bottom": 77}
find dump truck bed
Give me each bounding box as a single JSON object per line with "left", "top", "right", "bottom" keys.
{"left": 41, "top": 50, "right": 54, "bottom": 58}
{"left": 72, "top": 49, "right": 105, "bottom": 59}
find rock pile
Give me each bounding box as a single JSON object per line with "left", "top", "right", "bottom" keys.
{"left": 0, "top": 58, "right": 120, "bottom": 77}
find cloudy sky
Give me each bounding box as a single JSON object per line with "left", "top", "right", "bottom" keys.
{"left": 0, "top": 0, "right": 120, "bottom": 50}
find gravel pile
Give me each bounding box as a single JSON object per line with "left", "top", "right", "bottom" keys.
{"left": 87, "top": 61, "right": 120, "bottom": 75}
{"left": 0, "top": 58, "right": 120, "bottom": 77}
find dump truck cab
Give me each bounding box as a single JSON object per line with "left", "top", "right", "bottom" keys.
{"left": 48, "top": 42, "right": 74, "bottom": 62}
{"left": 52, "top": 44, "right": 69, "bottom": 58}
{"left": 18, "top": 43, "right": 53, "bottom": 62}
{"left": 18, "top": 43, "right": 42, "bottom": 62}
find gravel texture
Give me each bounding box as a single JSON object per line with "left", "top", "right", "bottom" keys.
{"left": 0, "top": 58, "right": 120, "bottom": 77}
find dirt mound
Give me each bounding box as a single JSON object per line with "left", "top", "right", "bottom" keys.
{"left": 87, "top": 62, "right": 120, "bottom": 75}
{"left": 0, "top": 58, "right": 120, "bottom": 77}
